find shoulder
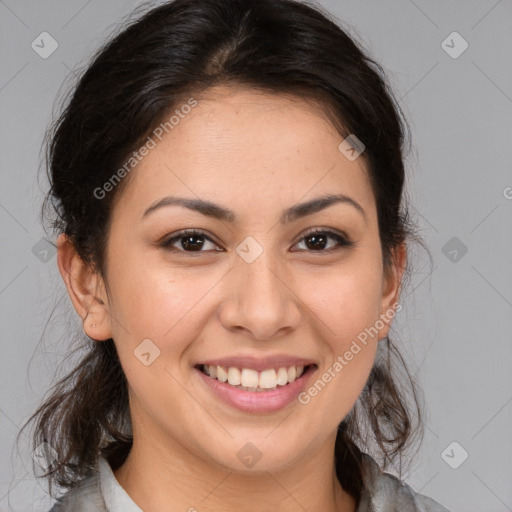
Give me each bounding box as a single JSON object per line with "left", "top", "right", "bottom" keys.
{"left": 47, "top": 470, "right": 107, "bottom": 512}
{"left": 357, "top": 452, "right": 452, "bottom": 512}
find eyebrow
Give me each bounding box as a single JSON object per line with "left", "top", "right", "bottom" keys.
{"left": 142, "top": 193, "right": 367, "bottom": 224}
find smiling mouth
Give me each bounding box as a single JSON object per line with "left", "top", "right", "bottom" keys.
{"left": 194, "top": 363, "right": 317, "bottom": 392}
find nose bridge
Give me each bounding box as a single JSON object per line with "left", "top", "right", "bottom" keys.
{"left": 220, "top": 243, "right": 300, "bottom": 339}
{"left": 241, "top": 249, "right": 285, "bottom": 301}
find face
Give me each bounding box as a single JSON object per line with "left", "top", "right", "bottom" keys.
{"left": 61, "top": 85, "right": 404, "bottom": 474}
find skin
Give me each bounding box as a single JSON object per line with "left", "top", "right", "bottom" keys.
{"left": 57, "top": 85, "right": 406, "bottom": 512}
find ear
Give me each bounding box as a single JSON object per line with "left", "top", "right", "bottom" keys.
{"left": 377, "top": 242, "right": 407, "bottom": 340}
{"left": 56, "top": 233, "right": 112, "bottom": 341}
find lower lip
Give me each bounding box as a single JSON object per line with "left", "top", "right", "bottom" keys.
{"left": 194, "top": 366, "right": 317, "bottom": 413}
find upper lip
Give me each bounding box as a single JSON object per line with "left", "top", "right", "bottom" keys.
{"left": 194, "top": 355, "right": 317, "bottom": 372}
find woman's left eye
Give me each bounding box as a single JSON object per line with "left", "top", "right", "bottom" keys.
{"left": 160, "top": 228, "right": 353, "bottom": 255}
{"left": 292, "top": 228, "right": 354, "bottom": 252}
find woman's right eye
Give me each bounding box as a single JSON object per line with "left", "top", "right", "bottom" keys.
{"left": 160, "top": 229, "right": 222, "bottom": 255}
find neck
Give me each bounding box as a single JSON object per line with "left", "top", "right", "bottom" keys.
{"left": 113, "top": 431, "right": 356, "bottom": 512}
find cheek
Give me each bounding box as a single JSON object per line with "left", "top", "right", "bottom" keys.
{"left": 106, "top": 250, "right": 218, "bottom": 356}
{"left": 301, "top": 255, "right": 384, "bottom": 341}
{"left": 295, "top": 254, "right": 383, "bottom": 407}
{"left": 104, "top": 262, "right": 214, "bottom": 416}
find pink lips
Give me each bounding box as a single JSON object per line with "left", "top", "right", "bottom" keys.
{"left": 194, "top": 364, "right": 317, "bottom": 413}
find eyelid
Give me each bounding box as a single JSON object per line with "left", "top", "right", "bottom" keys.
{"left": 159, "top": 228, "right": 221, "bottom": 250}
{"left": 290, "top": 227, "right": 354, "bottom": 253}
{"left": 294, "top": 226, "right": 351, "bottom": 244}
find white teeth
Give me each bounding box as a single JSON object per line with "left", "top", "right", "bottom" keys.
{"left": 200, "top": 364, "right": 308, "bottom": 390}
{"left": 276, "top": 367, "right": 288, "bottom": 385}
{"left": 216, "top": 365, "right": 228, "bottom": 382}
{"left": 227, "top": 367, "right": 241, "bottom": 386}
{"left": 259, "top": 369, "right": 277, "bottom": 389}
{"left": 241, "top": 368, "right": 259, "bottom": 388}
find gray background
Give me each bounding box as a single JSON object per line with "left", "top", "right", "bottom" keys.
{"left": 1, "top": 0, "right": 511, "bottom": 511}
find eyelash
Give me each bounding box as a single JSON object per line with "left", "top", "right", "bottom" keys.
{"left": 159, "top": 227, "right": 354, "bottom": 256}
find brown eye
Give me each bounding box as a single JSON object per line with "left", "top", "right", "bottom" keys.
{"left": 161, "top": 230, "right": 222, "bottom": 254}
{"left": 292, "top": 229, "right": 353, "bottom": 252}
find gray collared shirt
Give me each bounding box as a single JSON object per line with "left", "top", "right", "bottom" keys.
{"left": 48, "top": 453, "right": 452, "bottom": 511}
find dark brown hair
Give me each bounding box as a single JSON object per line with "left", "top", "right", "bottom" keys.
{"left": 20, "top": 0, "right": 428, "bottom": 506}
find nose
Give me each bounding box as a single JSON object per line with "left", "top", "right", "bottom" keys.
{"left": 218, "top": 250, "right": 301, "bottom": 341}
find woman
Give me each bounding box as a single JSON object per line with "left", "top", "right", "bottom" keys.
{"left": 21, "top": 0, "right": 451, "bottom": 510}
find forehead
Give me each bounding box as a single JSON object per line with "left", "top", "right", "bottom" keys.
{"left": 115, "top": 86, "right": 375, "bottom": 222}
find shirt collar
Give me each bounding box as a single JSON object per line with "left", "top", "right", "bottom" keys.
{"left": 98, "top": 455, "right": 142, "bottom": 512}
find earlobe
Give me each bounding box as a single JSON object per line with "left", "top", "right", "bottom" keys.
{"left": 56, "top": 233, "right": 112, "bottom": 341}
{"left": 378, "top": 243, "right": 407, "bottom": 340}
